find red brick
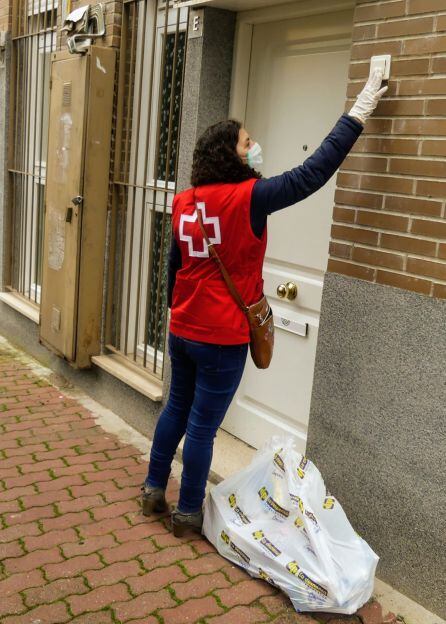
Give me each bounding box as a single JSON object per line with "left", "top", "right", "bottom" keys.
{"left": 360, "top": 175, "right": 414, "bottom": 196}
{"left": 381, "top": 233, "right": 436, "bottom": 257}
{"left": 44, "top": 553, "right": 103, "bottom": 580}
{"left": 24, "top": 577, "right": 89, "bottom": 607}
{"left": 84, "top": 468, "right": 129, "bottom": 483}
{"left": 407, "top": 257, "right": 446, "bottom": 280}
{"left": 93, "top": 499, "right": 140, "bottom": 521}
{"left": 333, "top": 208, "right": 356, "bottom": 225}
{"left": 398, "top": 80, "right": 446, "bottom": 99}
{"left": 95, "top": 457, "right": 138, "bottom": 471}
{"left": 352, "top": 247, "right": 404, "bottom": 270}
{"left": 160, "top": 595, "right": 223, "bottom": 624}
{"left": 140, "top": 544, "right": 197, "bottom": 571}
{"left": 62, "top": 534, "right": 117, "bottom": 558}
{"left": 23, "top": 529, "right": 78, "bottom": 552}
{"left": 411, "top": 219, "right": 446, "bottom": 238}
{"left": 0, "top": 499, "right": 21, "bottom": 514}
{"left": 0, "top": 569, "right": 46, "bottom": 596}
{"left": 68, "top": 583, "right": 131, "bottom": 615}
{"left": 0, "top": 593, "right": 26, "bottom": 618}
{"left": 356, "top": 211, "right": 409, "bottom": 232}
{"left": 416, "top": 180, "right": 446, "bottom": 200}
{"left": 408, "top": 0, "right": 445, "bottom": 14}
{"left": 4, "top": 504, "right": 57, "bottom": 526}
{"left": 357, "top": 600, "right": 382, "bottom": 624}
{"left": 403, "top": 35, "right": 446, "bottom": 55}
{"left": 69, "top": 613, "right": 116, "bottom": 624}
{"left": 102, "top": 486, "right": 140, "bottom": 504}
{"left": 432, "top": 271, "right": 446, "bottom": 299}
{"left": 174, "top": 571, "right": 231, "bottom": 600}
{"left": 41, "top": 511, "right": 93, "bottom": 532}
{"left": 65, "top": 452, "right": 108, "bottom": 466}
{"left": 208, "top": 605, "right": 271, "bottom": 623}
{"left": 335, "top": 189, "right": 383, "bottom": 210}
{"left": 222, "top": 563, "right": 251, "bottom": 583}
{"left": 383, "top": 255, "right": 433, "bottom": 294}
{"left": 2, "top": 471, "right": 51, "bottom": 490}
{"left": 216, "top": 578, "right": 277, "bottom": 608}
{"left": 3, "top": 444, "right": 47, "bottom": 458}
{"left": 0, "top": 540, "right": 25, "bottom": 559}
{"left": 113, "top": 590, "right": 176, "bottom": 621}
{"left": 128, "top": 564, "right": 187, "bottom": 595}
{"left": 105, "top": 446, "right": 142, "bottom": 460}
{"left": 389, "top": 158, "right": 446, "bottom": 178}
{"left": 100, "top": 538, "right": 157, "bottom": 564}
{"left": 4, "top": 547, "right": 63, "bottom": 574}
{"left": 58, "top": 495, "right": 105, "bottom": 514}
{"left": 85, "top": 560, "right": 141, "bottom": 587}
{"left": 32, "top": 447, "right": 79, "bottom": 462}
{"left": 79, "top": 516, "right": 129, "bottom": 538}
{"left": 20, "top": 489, "right": 73, "bottom": 510}
{"left": 114, "top": 521, "right": 168, "bottom": 543}
{"left": 378, "top": 16, "right": 434, "bottom": 37}
{"left": 0, "top": 521, "right": 42, "bottom": 543}
{"left": 36, "top": 474, "right": 85, "bottom": 492}
{"left": 330, "top": 221, "right": 377, "bottom": 244}
{"left": 183, "top": 552, "right": 226, "bottom": 576}
{"left": 51, "top": 464, "right": 99, "bottom": 478}
{"left": 355, "top": 0, "right": 405, "bottom": 21}
{"left": 70, "top": 480, "right": 119, "bottom": 498}
{"left": 384, "top": 196, "right": 442, "bottom": 218}
{"left": 1, "top": 601, "right": 71, "bottom": 624}
{"left": 260, "top": 593, "right": 290, "bottom": 615}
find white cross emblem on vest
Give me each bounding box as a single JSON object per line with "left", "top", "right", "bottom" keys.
{"left": 179, "top": 202, "right": 221, "bottom": 258}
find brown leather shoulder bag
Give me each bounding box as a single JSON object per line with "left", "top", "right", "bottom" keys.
{"left": 196, "top": 208, "right": 274, "bottom": 369}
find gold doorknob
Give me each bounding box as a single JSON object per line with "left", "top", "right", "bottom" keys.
{"left": 276, "top": 282, "right": 297, "bottom": 300}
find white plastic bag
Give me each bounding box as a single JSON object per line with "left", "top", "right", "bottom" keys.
{"left": 203, "top": 436, "right": 379, "bottom": 614}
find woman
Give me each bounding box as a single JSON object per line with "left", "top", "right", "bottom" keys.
{"left": 142, "top": 69, "right": 387, "bottom": 537}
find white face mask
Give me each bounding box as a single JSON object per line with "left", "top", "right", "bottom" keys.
{"left": 246, "top": 142, "right": 263, "bottom": 168}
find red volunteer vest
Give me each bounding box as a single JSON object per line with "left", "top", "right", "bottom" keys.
{"left": 170, "top": 179, "right": 267, "bottom": 344}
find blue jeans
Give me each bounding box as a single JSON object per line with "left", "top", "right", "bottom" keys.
{"left": 145, "top": 332, "right": 248, "bottom": 513}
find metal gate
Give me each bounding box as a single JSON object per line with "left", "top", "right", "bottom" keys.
{"left": 105, "top": 0, "right": 189, "bottom": 380}
{"left": 8, "top": 0, "right": 57, "bottom": 305}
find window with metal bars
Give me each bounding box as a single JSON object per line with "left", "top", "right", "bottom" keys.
{"left": 106, "top": 0, "right": 188, "bottom": 380}
{"left": 8, "top": 1, "right": 57, "bottom": 306}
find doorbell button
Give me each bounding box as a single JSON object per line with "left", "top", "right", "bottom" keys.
{"left": 370, "top": 55, "right": 391, "bottom": 80}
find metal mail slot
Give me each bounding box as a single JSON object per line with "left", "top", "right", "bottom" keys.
{"left": 274, "top": 315, "right": 308, "bottom": 337}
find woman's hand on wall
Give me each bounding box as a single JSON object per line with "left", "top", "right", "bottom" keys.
{"left": 348, "top": 68, "right": 388, "bottom": 126}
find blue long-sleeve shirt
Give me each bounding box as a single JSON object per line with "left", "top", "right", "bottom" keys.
{"left": 167, "top": 113, "right": 363, "bottom": 307}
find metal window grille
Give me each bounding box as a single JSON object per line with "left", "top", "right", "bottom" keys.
{"left": 8, "top": 0, "right": 57, "bottom": 305}
{"left": 106, "top": 0, "right": 188, "bottom": 380}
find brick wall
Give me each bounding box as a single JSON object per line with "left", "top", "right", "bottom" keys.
{"left": 330, "top": 0, "right": 446, "bottom": 299}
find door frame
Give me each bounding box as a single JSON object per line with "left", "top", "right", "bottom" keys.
{"left": 229, "top": 0, "right": 355, "bottom": 122}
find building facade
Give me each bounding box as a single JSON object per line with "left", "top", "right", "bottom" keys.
{"left": 0, "top": 0, "right": 444, "bottom": 617}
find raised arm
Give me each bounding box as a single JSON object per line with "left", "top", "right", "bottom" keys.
{"left": 250, "top": 69, "right": 387, "bottom": 238}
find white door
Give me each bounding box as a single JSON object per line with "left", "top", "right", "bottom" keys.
{"left": 224, "top": 8, "right": 353, "bottom": 452}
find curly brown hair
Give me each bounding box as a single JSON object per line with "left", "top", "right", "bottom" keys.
{"left": 191, "top": 119, "right": 262, "bottom": 187}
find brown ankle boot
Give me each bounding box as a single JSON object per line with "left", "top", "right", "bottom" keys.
{"left": 141, "top": 485, "right": 168, "bottom": 516}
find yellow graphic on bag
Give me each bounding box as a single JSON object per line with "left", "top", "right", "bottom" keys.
{"left": 221, "top": 530, "right": 250, "bottom": 564}
{"left": 228, "top": 493, "right": 251, "bottom": 524}
{"left": 294, "top": 516, "right": 304, "bottom": 529}
{"left": 258, "top": 567, "right": 277, "bottom": 586}
{"left": 286, "top": 560, "right": 328, "bottom": 597}
{"left": 273, "top": 451, "right": 285, "bottom": 472}
{"left": 221, "top": 530, "right": 230, "bottom": 545}
{"left": 258, "top": 486, "right": 289, "bottom": 518}
{"left": 252, "top": 529, "right": 281, "bottom": 557}
{"left": 323, "top": 497, "right": 335, "bottom": 510}
{"left": 290, "top": 493, "right": 305, "bottom": 514}
{"left": 258, "top": 486, "right": 268, "bottom": 501}
{"left": 297, "top": 457, "right": 309, "bottom": 479}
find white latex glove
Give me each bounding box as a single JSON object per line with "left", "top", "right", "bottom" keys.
{"left": 349, "top": 68, "right": 388, "bottom": 125}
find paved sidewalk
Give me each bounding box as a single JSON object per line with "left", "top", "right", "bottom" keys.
{"left": 0, "top": 342, "right": 399, "bottom": 624}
